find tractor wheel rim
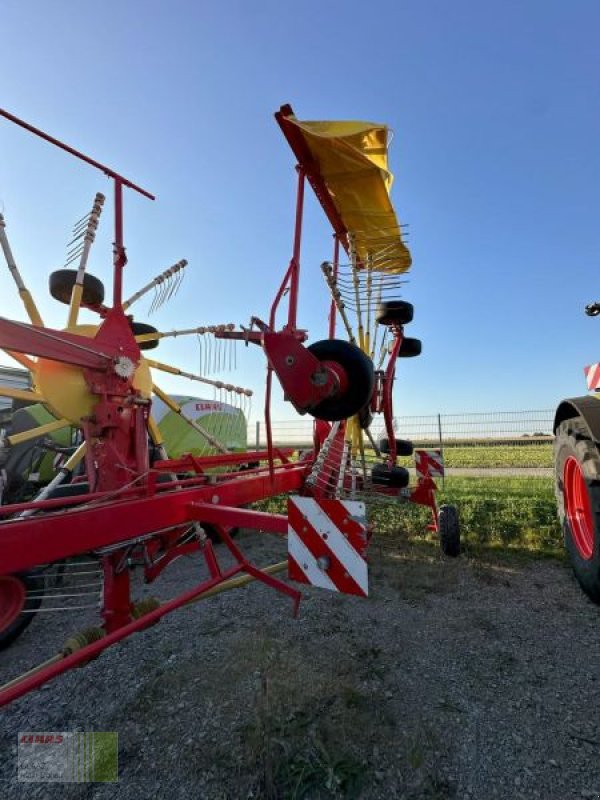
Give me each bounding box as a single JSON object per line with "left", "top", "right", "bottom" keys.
{"left": 0, "top": 576, "right": 26, "bottom": 632}
{"left": 564, "top": 456, "right": 595, "bottom": 560}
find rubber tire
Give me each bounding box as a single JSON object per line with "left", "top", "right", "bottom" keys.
{"left": 439, "top": 504, "right": 461, "bottom": 557}
{"left": 49, "top": 269, "right": 105, "bottom": 306}
{"left": 554, "top": 416, "right": 600, "bottom": 603}
{"left": 47, "top": 482, "right": 90, "bottom": 500}
{"left": 399, "top": 337, "right": 422, "bottom": 358}
{"left": 358, "top": 404, "right": 373, "bottom": 430}
{"left": 0, "top": 573, "right": 44, "bottom": 651}
{"left": 130, "top": 321, "right": 159, "bottom": 351}
{"left": 376, "top": 300, "right": 414, "bottom": 326}
{"left": 379, "top": 437, "right": 414, "bottom": 457}
{"left": 202, "top": 523, "right": 239, "bottom": 543}
{"left": 371, "top": 463, "right": 410, "bottom": 489}
{"left": 307, "top": 339, "right": 375, "bottom": 422}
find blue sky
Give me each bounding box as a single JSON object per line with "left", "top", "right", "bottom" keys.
{"left": 0, "top": 0, "right": 599, "bottom": 423}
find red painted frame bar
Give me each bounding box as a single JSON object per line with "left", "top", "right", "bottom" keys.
{"left": 0, "top": 107, "right": 154, "bottom": 200}
{"left": 188, "top": 503, "right": 288, "bottom": 535}
{"left": 0, "top": 107, "right": 154, "bottom": 314}
{"left": 0, "top": 318, "right": 113, "bottom": 369}
{"left": 0, "top": 562, "right": 243, "bottom": 707}
{"left": 0, "top": 465, "right": 306, "bottom": 574}
{"left": 153, "top": 449, "right": 294, "bottom": 472}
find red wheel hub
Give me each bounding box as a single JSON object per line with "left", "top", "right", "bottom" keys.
{"left": 564, "top": 456, "right": 595, "bottom": 560}
{"left": 0, "top": 576, "right": 26, "bottom": 632}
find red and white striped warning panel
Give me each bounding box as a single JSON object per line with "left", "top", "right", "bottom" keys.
{"left": 585, "top": 363, "right": 600, "bottom": 391}
{"left": 414, "top": 449, "right": 444, "bottom": 479}
{"left": 287, "top": 496, "right": 368, "bottom": 597}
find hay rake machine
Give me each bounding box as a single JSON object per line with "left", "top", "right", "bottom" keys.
{"left": 0, "top": 104, "right": 458, "bottom": 707}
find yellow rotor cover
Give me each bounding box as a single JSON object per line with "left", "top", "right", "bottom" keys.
{"left": 34, "top": 324, "right": 152, "bottom": 424}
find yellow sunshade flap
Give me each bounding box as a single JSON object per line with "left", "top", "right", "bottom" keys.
{"left": 285, "top": 117, "right": 411, "bottom": 273}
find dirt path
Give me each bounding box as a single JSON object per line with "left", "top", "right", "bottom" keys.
{"left": 1, "top": 532, "right": 599, "bottom": 799}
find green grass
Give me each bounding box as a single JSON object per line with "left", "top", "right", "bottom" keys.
{"left": 438, "top": 443, "right": 553, "bottom": 469}
{"left": 254, "top": 475, "right": 562, "bottom": 556}
{"left": 378, "top": 476, "right": 561, "bottom": 554}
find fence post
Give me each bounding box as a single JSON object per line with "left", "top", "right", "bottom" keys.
{"left": 255, "top": 421, "right": 260, "bottom": 450}
{"left": 437, "top": 413, "right": 445, "bottom": 487}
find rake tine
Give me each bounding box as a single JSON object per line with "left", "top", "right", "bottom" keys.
{"left": 148, "top": 279, "right": 159, "bottom": 315}
{"left": 165, "top": 270, "right": 177, "bottom": 302}
{"left": 174, "top": 267, "right": 185, "bottom": 297}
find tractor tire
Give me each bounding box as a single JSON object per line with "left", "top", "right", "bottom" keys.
{"left": 379, "top": 437, "right": 414, "bottom": 457}
{"left": 0, "top": 572, "right": 44, "bottom": 651}
{"left": 376, "top": 300, "right": 414, "bottom": 326}
{"left": 399, "top": 337, "right": 422, "bottom": 358}
{"left": 49, "top": 269, "right": 105, "bottom": 307}
{"left": 439, "top": 504, "right": 461, "bottom": 557}
{"left": 130, "top": 321, "right": 159, "bottom": 351}
{"left": 371, "top": 463, "right": 410, "bottom": 489}
{"left": 554, "top": 416, "right": 600, "bottom": 603}
{"left": 307, "top": 339, "right": 375, "bottom": 422}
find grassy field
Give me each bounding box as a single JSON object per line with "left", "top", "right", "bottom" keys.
{"left": 255, "top": 475, "right": 562, "bottom": 556}
{"left": 255, "top": 441, "right": 562, "bottom": 556}
{"left": 438, "top": 443, "right": 553, "bottom": 469}
{"left": 375, "top": 476, "right": 561, "bottom": 554}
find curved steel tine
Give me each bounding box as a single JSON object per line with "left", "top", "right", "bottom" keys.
{"left": 174, "top": 266, "right": 185, "bottom": 296}
{"left": 156, "top": 274, "right": 168, "bottom": 309}
{"left": 158, "top": 276, "right": 169, "bottom": 310}
{"left": 163, "top": 271, "right": 174, "bottom": 304}
{"left": 149, "top": 279, "right": 159, "bottom": 314}
{"left": 169, "top": 269, "right": 180, "bottom": 301}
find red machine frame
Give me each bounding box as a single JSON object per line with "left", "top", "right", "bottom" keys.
{"left": 0, "top": 105, "right": 440, "bottom": 706}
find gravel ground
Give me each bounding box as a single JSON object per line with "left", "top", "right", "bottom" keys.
{"left": 1, "top": 530, "right": 600, "bottom": 799}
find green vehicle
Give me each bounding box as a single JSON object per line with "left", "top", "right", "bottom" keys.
{"left": 152, "top": 394, "right": 247, "bottom": 458}
{"left": 0, "top": 394, "right": 248, "bottom": 504}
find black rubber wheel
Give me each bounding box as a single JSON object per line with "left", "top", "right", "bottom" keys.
{"left": 307, "top": 339, "right": 375, "bottom": 422}
{"left": 371, "top": 463, "right": 410, "bottom": 489}
{"left": 379, "top": 437, "right": 414, "bottom": 457}
{"left": 399, "top": 337, "right": 422, "bottom": 358}
{"left": 202, "top": 523, "right": 239, "bottom": 542}
{"left": 439, "top": 504, "right": 461, "bottom": 557}
{"left": 376, "top": 300, "right": 414, "bottom": 326}
{"left": 0, "top": 572, "right": 44, "bottom": 651}
{"left": 130, "top": 321, "right": 159, "bottom": 351}
{"left": 554, "top": 416, "right": 600, "bottom": 603}
{"left": 49, "top": 269, "right": 105, "bottom": 307}
{"left": 358, "top": 404, "right": 373, "bottom": 430}
{"left": 47, "top": 482, "right": 90, "bottom": 500}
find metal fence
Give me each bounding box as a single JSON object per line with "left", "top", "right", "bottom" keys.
{"left": 251, "top": 409, "right": 555, "bottom": 449}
